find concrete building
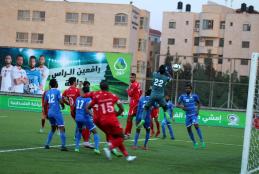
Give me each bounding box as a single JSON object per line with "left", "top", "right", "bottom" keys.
{"left": 146, "top": 29, "right": 161, "bottom": 77}
{"left": 161, "top": 1, "right": 259, "bottom": 76}
{"left": 0, "top": 0, "right": 150, "bottom": 89}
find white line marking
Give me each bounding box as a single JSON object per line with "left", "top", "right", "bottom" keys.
{"left": 0, "top": 116, "right": 8, "bottom": 118}
{"left": 173, "top": 139, "right": 243, "bottom": 147}
{"left": 0, "top": 138, "right": 158, "bottom": 153}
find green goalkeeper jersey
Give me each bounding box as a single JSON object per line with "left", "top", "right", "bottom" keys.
{"left": 151, "top": 72, "right": 170, "bottom": 96}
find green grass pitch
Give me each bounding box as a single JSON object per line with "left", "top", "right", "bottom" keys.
{"left": 0, "top": 110, "right": 244, "bottom": 174}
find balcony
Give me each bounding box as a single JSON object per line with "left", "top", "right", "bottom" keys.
{"left": 193, "top": 46, "right": 219, "bottom": 55}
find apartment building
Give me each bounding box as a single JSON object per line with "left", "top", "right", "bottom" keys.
{"left": 0, "top": 0, "right": 150, "bottom": 89}
{"left": 161, "top": 1, "right": 259, "bottom": 76}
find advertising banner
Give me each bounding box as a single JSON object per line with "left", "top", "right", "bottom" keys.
{"left": 0, "top": 47, "right": 132, "bottom": 100}
{"left": 0, "top": 94, "right": 245, "bottom": 128}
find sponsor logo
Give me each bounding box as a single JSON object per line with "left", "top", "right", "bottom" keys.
{"left": 228, "top": 114, "right": 239, "bottom": 126}
{"left": 114, "top": 57, "right": 127, "bottom": 75}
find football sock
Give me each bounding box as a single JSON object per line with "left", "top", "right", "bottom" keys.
{"left": 144, "top": 130, "right": 150, "bottom": 147}
{"left": 167, "top": 124, "right": 175, "bottom": 139}
{"left": 134, "top": 132, "right": 140, "bottom": 146}
{"left": 46, "top": 131, "right": 54, "bottom": 145}
{"left": 60, "top": 131, "right": 66, "bottom": 147}
{"left": 188, "top": 130, "right": 196, "bottom": 144}
{"left": 41, "top": 119, "right": 45, "bottom": 128}
{"left": 93, "top": 133, "right": 100, "bottom": 150}
{"left": 125, "top": 118, "right": 133, "bottom": 135}
{"left": 155, "top": 120, "right": 160, "bottom": 132}
{"left": 118, "top": 144, "right": 129, "bottom": 157}
{"left": 195, "top": 127, "right": 204, "bottom": 142}
{"left": 161, "top": 120, "right": 166, "bottom": 137}
{"left": 82, "top": 128, "right": 90, "bottom": 142}
{"left": 75, "top": 132, "right": 81, "bottom": 149}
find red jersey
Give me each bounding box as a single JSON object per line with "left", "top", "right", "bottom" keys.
{"left": 127, "top": 81, "right": 142, "bottom": 107}
{"left": 90, "top": 91, "right": 120, "bottom": 119}
{"left": 62, "top": 86, "right": 80, "bottom": 112}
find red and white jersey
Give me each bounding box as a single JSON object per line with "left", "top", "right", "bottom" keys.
{"left": 0, "top": 65, "right": 13, "bottom": 92}
{"left": 127, "top": 81, "right": 142, "bottom": 107}
{"left": 90, "top": 91, "right": 120, "bottom": 119}
{"left": 62, "top": 86, "right": 80, "bottom": 111}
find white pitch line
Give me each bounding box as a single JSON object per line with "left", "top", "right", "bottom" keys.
{"left": 173, "top": 139, "right": 243, "bottom": 147}
{"left": 0, "top": 138, "right": 158, "bottom": 153}
{"left": 0, "top": 116, "right": 8, "bottom": 118}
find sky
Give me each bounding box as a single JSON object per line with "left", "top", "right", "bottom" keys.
{"left": 67, "top": 0, "right": 259, "bottom": 31}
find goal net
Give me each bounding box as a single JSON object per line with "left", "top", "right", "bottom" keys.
{"left": 241, "top": 53, "right": 259, "bottom": 174}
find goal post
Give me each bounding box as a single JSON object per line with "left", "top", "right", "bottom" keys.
{"left": 241, "top": 53, "right": 259, "bottom": 174}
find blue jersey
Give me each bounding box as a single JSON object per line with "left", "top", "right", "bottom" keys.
{"left": 44, "top": 88, "right": 62, "bottom": 116}
{"left": 75, "top": 97, "right": 92, "bottom": 122}
{"left": 26, "top": 68, "right": 42, "bottom": 94}
{"left": 178, "top": 93, "right": 200, "bottom": 116}
{"left": 136, "top": 96, "right": 151, "bottom": 120}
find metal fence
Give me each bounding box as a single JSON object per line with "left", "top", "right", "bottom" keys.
{"left": 144, "top": 54, "right": 252, "bottom": 110}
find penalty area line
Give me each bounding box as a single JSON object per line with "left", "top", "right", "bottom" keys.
{"left": 0, "top": 138, "right": 159, "bottom": 153}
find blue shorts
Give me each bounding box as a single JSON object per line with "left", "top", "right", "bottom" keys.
{"left": 76, "top": 117, "right": 96, "bottom": 131}
{"left": 136, "top": 112, "right": 151, "bottom": 129}
{"left": 185, "top": 114, "right": 198, "bottom": 127}
{"left": 48, "top": 114, "right": 64, "bottom": 127}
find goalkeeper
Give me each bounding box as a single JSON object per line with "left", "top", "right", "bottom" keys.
{"left": 137, "top": 65, "right": 172, "bottom": 128}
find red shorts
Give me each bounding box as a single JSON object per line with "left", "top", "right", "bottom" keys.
{"left": 100, "top": 117, "right": 123, "bottom": 136}
{"left": 151, "top": 108, "right": 159, "bottom": 119}
{"left": 128, "top": 105, "right": 138, "bottom": 117}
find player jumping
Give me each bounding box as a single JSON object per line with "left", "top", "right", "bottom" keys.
{"left": 87, "top": 81, "right": 136, "bottom": 162}
{"left": 43, "top": 79, "right": 67, "bottom": 151}
{"left": 137, "top": 65, "right": 172, "bottom": 128}
{"left": 177, "top": 83, "right": 205, "bottom": 149}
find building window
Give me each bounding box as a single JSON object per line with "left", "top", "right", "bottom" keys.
{"left": 138, "top": 39, "right": 147, "bottom": 52}
{"left": 32, "top": 11, "right": 45, "bottom": 21}
{"left": 137, "top": 60, "right": 145, "bottom": 73}
{"left": 17, "top": 10, "right": 30, "bottom": 21}
{"left": 194, "top": 37, "right": 199, "bottom": 46}
{"left": 220, "top": 21, "right": 225, "bottom": 29}
{"left": 169, "top": 21, "right": 176, "bottom": 29}
{"left": 241, "top": 59, "right": 249, "bottom": 65}
{"left": 218, "top": 58, "right": 223, "bottom": 64}
{"left": 81, "top": 13, "right": 94, "bottom": 24}
{"left": 219, "top": 38, "right": 224, "bottom": 47}
{"left": 186, "top": 21, "right": 189, "bottom": 25}
{"left": 243, "top": 24, "right": 251, "bottom": 31}
{"left": 230, "top": 22, "right": 233, "bottom": 26}
{"left": 16, "top": 32, "right": 29, "bottom": 43}
{"left": 168, "top": 38, "right": 175, "bottom": 45}
{"left": 185, "top": 39, "right": 188, "bottom": 43}
{"left": 66, "top": 13, "right": 79, "bottom": 23}
{"left": 205, "top": 40, "right": 213, "bottom": 46}
{"left": 115, "top": 13, "right": 128, "bottom": 26}
{"left": 193, "top": 56, "right": 198, "bottom": 63}
{"left": 113, "top": 38, "right": 126, "bottom": 48}
{"left": 229, "top": 40, "right": 232, "bottom": 45}
{"left": 202, "top": 19, "right": 213, "bottom": 30}
{"left": 79, "top": 36, "right": 93, "bottom": 46}
{"left": 64, "top": 35, "right": 77, "bottom": 45}
{"left": 139, "top": 17, "right": 149, "bottom": 29}
{"left": 242, "top": 41, "right": 250, "bottom": 48}
{"left": 195, "top": 20, "right": 200, "bottom": 28}
{"left": 31, "top": 33, "right": 44, "bottom": 44}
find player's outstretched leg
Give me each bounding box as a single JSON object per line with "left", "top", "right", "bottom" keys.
{"left": 91, "top": 129, "right": 100, "bottom": 154}
{"left": 143, "top": 127, "right": 150, "bottom": 150}
{"left": 132, "top": 128, "right": 141, "bottom": 149}
{"left": 167, "top": 123, "right": 175, "bottom": 140}
{"left": 194, "top": 124, "right": 205, "bottom": 148}
{"left": 187, "top": 126, "right": 198, "bottom": 149}
{"left": 75, "top": 130, "right": 82, "bottom": 152}
{"left": 154, "top": 118, "right": 160, "bottom": 137}
{"left": 59, "top": 126, "right": 68, "bottom": 151}
{"left": 45, "top": 125, "right": 56, "bottom": 149}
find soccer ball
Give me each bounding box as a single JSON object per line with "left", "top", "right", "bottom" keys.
{"left": 25, "top": 83, "right": 38, "bottom": 94}
{"left": 172, "top": 64, "right": 181, "bottom": 72}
